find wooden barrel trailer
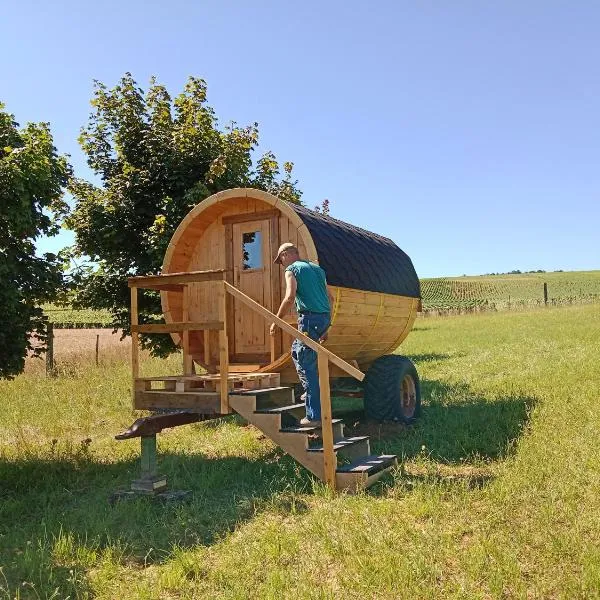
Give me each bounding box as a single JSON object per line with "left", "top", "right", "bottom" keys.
{"left": 118, "top": 188, "right": 422, "bottom": 495}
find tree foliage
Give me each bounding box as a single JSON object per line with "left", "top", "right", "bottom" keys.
{"left": 0, "top": 104, "right": 71, "bottom": 378}
{"left": 67, "top": 74, "right": 302, "bottom": 355}
{"left": 314, "top": 198, "right": 330, "bottom": 216}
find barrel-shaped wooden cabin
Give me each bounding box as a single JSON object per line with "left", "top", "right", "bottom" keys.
{"left": 161, "top": 188, "right": 420, "bottom": 383}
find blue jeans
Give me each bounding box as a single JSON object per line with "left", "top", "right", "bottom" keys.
{"left": 291, "top": 312, "right": 331, "bottom": 421}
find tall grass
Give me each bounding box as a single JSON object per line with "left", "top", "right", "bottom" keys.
{"left": 1, "top": 305, "right": 599, "bottom": 598}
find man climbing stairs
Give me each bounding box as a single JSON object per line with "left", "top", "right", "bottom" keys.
{"left": 122, "top": 274, "right": 399, "bottom": 497}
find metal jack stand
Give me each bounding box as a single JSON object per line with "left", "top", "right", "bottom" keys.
{"left": 131, "top": 434, "right": 168, "bottom": 494}
{"left": 110, "top": 411, "right": 210, "bottom": 504}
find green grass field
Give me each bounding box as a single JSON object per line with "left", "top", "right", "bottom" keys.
{"left": 2, "top": 304, "right": 599, "bottom": 598}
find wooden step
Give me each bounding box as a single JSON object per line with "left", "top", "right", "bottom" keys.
{"left": 280, "top": 419, "right": 345, "bottom": 442}
{"left": 229, "top": 387, "right": 296, "bottom": 413}
{"left": 233, "top": 386, "right": 292, "bottom": 396}
{"left": 308, "top": 436, "right": 370, "bottom": 460}
{"left": 279, "top": 418, "right": 343, "bottom": 434}
{"left": 254, "top": 403, "right": 305, "bottom": 414}
{"left": 254, "top": 402, "right": 306, "bottom": 426}
{"left": 307, "top": 436, "right": 369, "bottom": 453}
{"left": 232, "top": 386, "right": 295, "bottom": 408}
{"left": 335, "top": 455, "right": 398, "bottom": 493}
{"left": 336, "top": 454, "right": 397, "bottom": 475}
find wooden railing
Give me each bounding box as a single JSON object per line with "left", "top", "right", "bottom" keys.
{"left": 223, "top": 281, "right": 365, "bottom": 488}
{"left": 128, "top": 270, "right": 230, "bottom": 414}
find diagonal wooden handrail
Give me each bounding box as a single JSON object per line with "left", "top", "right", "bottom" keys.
{"left": 224, "top": 280, "right": 358, "bottom": 488}
{"left": 223, "top": 281, "right": 364, "bottom": 382}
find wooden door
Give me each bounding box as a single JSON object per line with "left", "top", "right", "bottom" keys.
{"left": 231, "top": 219, "right": 273, "bottom": 358}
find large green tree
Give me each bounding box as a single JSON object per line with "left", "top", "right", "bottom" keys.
{"left": 67, "top": 74, "right": 301, "bottom": 355}
{"left": 0, "top": 104, "right": 71, "bottom": 378}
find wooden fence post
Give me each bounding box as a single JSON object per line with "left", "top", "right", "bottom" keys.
{"left": 46, "top": 322, "right": 54, "bottom": 377}
{"left": 95, "top": 334, "right": 100, "bottom": 367}
{"left": 543, "top": 282, "right": 548, "bottom": 306}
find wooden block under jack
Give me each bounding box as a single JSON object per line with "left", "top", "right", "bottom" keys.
{"left": 131, "top": 474, "right": 168, "bottom": 494}
{"left": 109, "top": 489, "right": 192, "bottom": 505}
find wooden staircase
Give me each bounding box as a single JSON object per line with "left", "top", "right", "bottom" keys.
{"left": 127, "top": 272, "right": 398, "bottom": 494}
{"left": 229, "top": 385, "right": 397, "bottom": 492}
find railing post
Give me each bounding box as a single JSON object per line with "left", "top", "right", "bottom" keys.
{"left": 131, "top": 287, "right": 139, "bottom": 407}
{"left": 219, "top": 281, "right": 230, "bottom": 414}
{"left": 203, "top": 329, "right": 211, "bottom": 365}
{"left": 317, "top": 352, "right": 336, "bottom": 489}
{"left": 182, "top": 284, "right": 193, "bottom": 375}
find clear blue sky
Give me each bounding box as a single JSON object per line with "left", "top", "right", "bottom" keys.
{"left": 2, "top": 1, "right": 599, "bottom": 277}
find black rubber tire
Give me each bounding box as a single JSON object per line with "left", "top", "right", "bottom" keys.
{"left": 363, "top": 355, "right": 421, "bottom": 424}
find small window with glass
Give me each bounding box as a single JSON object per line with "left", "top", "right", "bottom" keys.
{"left": 242, "top": 231, "right": 262, "bottom": 270}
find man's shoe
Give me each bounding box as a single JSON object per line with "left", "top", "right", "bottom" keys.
{"left": 299, "top": 417, "right": 321, "bottom": 427}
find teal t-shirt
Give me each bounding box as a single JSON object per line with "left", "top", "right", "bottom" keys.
{"left": 285, "top": 260, "right": 330, "bottom": 314}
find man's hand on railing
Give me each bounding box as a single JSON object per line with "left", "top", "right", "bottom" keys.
{"left": 269, "top": 323, "right": 276, "bottom": 336}
{"left": 319, "top": 330, "right": 329, "bottom": 343}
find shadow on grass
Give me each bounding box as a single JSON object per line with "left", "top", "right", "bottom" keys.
{"left": 405, "top": 352, "right": 454, "bottom": 362}
{"left": 0, "top": 438, "right": 312, "bottom": 596}
{"left": 342, "top": 378, "right": 536, "bottom": 464}
{"left": 0, "top": 377, "right": 536, "bottom": 596}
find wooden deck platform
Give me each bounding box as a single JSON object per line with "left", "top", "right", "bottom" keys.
{"left": 133, "top": 372, "right": 281, "bottom": 411}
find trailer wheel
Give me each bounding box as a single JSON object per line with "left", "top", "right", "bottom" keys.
{"left": 364, "top": 355, "right": 421, "bottom": 423}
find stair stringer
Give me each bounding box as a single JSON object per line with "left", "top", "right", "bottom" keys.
{"left": 230, "top": 392, "right": 396, "bottom": 492}
{"left": 229, "top": 394, "right": 327, "bottom": 480}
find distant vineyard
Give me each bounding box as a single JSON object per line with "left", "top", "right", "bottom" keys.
{"left": 43, "top": 304, "right": 113, "bottom": 328}
{"left": 420, "top": 272, "right": 600, "bottom": 311}
{"left": 41, "top": 271, "right": 600, "bottom": 325}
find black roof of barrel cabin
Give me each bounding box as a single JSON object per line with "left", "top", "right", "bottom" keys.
{"left": 290, "top": 204, "right": 421, "bottom": 298}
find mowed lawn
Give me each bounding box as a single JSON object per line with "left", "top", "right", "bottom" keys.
{"left": 1, "top": 304, "right": 599, "bottom": 599}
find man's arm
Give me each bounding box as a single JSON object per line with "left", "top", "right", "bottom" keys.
{"left": 270, "top": 270, "right": 297, "bottom": 335}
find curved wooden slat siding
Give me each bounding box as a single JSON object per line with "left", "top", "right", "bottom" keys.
{"left": 274, "top": 286, "right": 418, "bottom": 376}
{"left": 161, "top": 189, "right": 317, "bottom": 362}
{"left": 160, "top": 188, "right": 419, "bottom": 375}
